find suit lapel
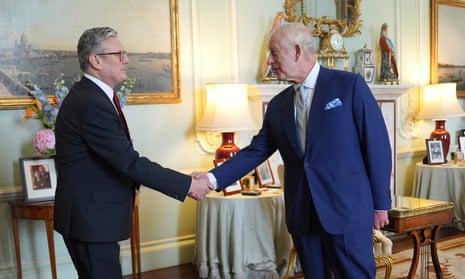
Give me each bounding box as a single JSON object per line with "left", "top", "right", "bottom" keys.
{"left": 281, "top": 86, "right": 302, "bottom": 156}
{"left": 306, "top": 68, "right": 332, "bottom": 152}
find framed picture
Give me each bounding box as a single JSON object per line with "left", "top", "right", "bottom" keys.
{"left": 425, "top": 139, "right": 446, "bottom": 165}
{"left": 458, "top": 136, "right": 465, "bottom": 150}
{"left": 19, "top": 157, "right": 57, "bottom": 203}
{"left": 255, "top": 160, "right": 276, "bottom": 187}
{"left": 213, "top": 159, "right": 242, "bottom": 196}
{"left": 461, "top": 129, "right": 465, "bottom": 136}
{"left": 0, "top": 0, "right": 180, "bottom": 109}
{"left": 431, "top": 0, "right": 465, "bottom": 97}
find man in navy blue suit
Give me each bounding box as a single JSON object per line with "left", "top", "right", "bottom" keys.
{"left": 53, "top": 27, "right": 212, "bottom": 279}
{"left": 199, "top": 22, "right": 392, "bottom": 278}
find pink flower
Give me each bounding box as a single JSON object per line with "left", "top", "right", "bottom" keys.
{"left": 33, "top": 129, "right": 55, "bottom": 155}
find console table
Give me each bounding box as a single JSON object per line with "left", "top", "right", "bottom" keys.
{"left": 384, "top": 196, "right": 454, "bottom": 279}
{"left": 412, "top": 162, "right": 465, "bottom": 230}
{"left": 8, "top": 196, "right": 141, "bottom": 279}
{"left": 194, "top": 189, "right": 292, "bottom": 278}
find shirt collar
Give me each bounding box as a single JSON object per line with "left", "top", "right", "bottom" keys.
{"left": 303, "top": 62, "right": 320, "bottom": 89}
{"left": 83, "top": 73, "right": 114, "bottom": 100}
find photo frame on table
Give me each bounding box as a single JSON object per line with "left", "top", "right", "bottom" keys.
{"left": 425, "top": 139, "right": 446, "bottom": 165}
{"left": 19, "top": 157, "right": 57, "bottom": 203}
{"left": 458, "top": 136, "right": 465, "bottom": 151}
{"left": 213, "top": 158, "right": 243, "bottom": 196}
{"left": 255, "top": 160, "right": 276, "bottom": 187}
{"left": 0, "top": 0, "right": 180, "bottom": 109}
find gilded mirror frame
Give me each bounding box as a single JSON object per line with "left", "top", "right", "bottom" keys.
{"left": 431, "top": 0, "right": 465, "bottom": 97}
{"left": 284, "top": 0, "right": 362, "bottom": 37}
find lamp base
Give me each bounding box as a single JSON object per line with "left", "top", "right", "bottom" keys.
{"left": 430, "top": 119, "right": 450, "bottom": 160}
{"left": 215, "top": 132, "right": 240, "bottom": 160}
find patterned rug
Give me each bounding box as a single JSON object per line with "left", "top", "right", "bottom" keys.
{"left": 376, "top": 235, "right": 465, "bottom": 279}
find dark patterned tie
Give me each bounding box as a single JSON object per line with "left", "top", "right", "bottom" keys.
{"left": 113, "top": 93, "right": 131, "bottom": 141}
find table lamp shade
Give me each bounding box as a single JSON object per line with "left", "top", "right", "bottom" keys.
{"left": 417, "top": 83, "right": 465, "bottom": 158}
{"left": 416, "top": 83, "right": 465, "bottom": 119}
{"left": 197, "top": 83, "right": 258, "bottom": 159}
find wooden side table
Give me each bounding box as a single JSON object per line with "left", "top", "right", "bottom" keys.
{"left": 8, "top": 198, "right": 141, "bottom": 279}
{"left": 384, "top": 196, "right": 454, "bottom": 279}
{"left": 8, "top": 199, "right": 56, "bottom": 279}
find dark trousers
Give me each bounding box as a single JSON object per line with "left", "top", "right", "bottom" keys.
{"left": 63, "top": 238, "right": 122, "bottom": 279}
{"left": 292, "top": 224, "right": 375, "bottom": 279}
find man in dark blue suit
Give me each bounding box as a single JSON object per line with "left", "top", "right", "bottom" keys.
{"left": 200, "top": 22, "right": 392, "bottom": 278}
{"left": 53, "top": 27, "right": 212, "bottom": 279}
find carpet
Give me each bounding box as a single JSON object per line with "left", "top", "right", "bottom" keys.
{"left": 376, "top": 235, "right": 465, "bottom": 279}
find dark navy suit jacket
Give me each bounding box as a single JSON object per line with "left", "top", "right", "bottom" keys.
{"left": 54, "top": 77, "right": 191, "bottom": 242}
{"left": 211, "top": 67, "right": 392, "bottom": 235}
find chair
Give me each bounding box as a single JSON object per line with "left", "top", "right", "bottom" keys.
{"left": 281, "top": 230, "right": 393, "bottom": 279}
{"left": 373, "top": 230, "right": 393, "bottom": 279}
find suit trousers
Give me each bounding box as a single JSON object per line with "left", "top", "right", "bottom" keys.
{"left": 63, "top": 237, "right": 122, "bottom": 279}
{"left": 291, "top": 198, "right": 375, "bottom": 279}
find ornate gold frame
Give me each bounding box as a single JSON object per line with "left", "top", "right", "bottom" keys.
{"left": 284, "top": 0, "right": 362, "bottom": 37}
{"left": 431, "top": 0, "right": 465, "bottom": 97}
{"left": 0, "top": 0, "right": 180, "bottom": 109}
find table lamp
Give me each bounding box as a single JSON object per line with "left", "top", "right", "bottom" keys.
{"left": 197, "top": 83, "right": 258, "bottom": 159}
{"left": 416, "top": 83, "right": 465, "bottom": 158}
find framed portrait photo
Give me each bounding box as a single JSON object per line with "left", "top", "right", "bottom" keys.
{"left": 213, "top": 158, "right": 242, "bottom": 196}
{"left": 19, "top": 157, "right": 57, "bottom": 203}
{"left": 255, "top": 160, "right": 276, "bottom": 187}
{"left": 425, "top": 139, "right": 446, "bottom": 165}
{"left": 458, "top": 136, "right": 465, "bottom": 151}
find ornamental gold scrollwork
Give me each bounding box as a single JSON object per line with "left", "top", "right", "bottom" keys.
{"left": 284, "top": 0, "right": 362, "bottom": 38}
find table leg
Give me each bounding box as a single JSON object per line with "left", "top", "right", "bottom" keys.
{"left": 430, "top": 225, "right": 443, "bottom": 279}
{"left": 44, "top": 219, "right": 57, "bottom": 279}
{"left": 407, "top": 230, "right": 421, "bottom": 279}
{"left": 11, "top": 216, "right": 22, "bottom": 279}
{"left": 407, "top": 226, "right": 444, "bottom": 279}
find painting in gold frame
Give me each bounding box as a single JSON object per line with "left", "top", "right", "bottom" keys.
{"left": 431, "top": 0, "right": 465, "bottom": 97}
{"left": 0, "top": 0, "right": 180, "bottom": 109}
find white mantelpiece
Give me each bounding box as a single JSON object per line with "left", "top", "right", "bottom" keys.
{"left": 249, "top": 83, "right": 412, "bottom": 196}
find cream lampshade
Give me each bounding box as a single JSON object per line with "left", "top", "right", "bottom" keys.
{"left": 417, "top": 83, "right": 465, "bottom": 158}
{"left": 197, "top": 83, "right": 258, "bottom": 159}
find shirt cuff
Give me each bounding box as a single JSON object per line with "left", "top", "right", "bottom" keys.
{"left": 207, "top": 172, "right": 218, "bottom": 189}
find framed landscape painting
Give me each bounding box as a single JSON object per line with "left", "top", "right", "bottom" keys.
{"left": 0, "top": 0, "right": 180, "bottom": 109}
{"left": 431, "top": 0, "right": 465, "bottom": 97}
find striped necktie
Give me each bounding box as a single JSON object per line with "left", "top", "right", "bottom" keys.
{"left": 295, "top": 85, "right": 310, "bottom": 153}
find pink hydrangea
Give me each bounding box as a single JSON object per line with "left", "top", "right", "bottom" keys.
{"left": 33, "top": 129, "right": 55, "bottom": 155}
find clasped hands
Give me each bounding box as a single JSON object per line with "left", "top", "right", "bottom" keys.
{"left": 188, "top": 171, "right": 213, "bottom": 200}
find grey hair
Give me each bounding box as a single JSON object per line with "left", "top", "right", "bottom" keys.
{"left": 77, "top": 27, "right": 118, "bottom": 71}
{"left": 271, "top": 22, "right": 316, "bottom": 58}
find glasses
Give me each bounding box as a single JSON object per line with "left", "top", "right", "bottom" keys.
{"left": 96, "top": 50, "right": 127, "bottom": 62}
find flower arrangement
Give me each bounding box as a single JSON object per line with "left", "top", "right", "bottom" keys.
{"left": 24, "top": 75, "right": 136, "bottom": 156}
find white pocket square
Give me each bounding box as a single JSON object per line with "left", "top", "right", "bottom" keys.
{"left": 325, "top": 98, "right": 342, "bottom": 110}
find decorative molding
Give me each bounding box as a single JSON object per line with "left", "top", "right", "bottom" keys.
{"left": 0, "top": 186, "right": 23, "bottom": 202}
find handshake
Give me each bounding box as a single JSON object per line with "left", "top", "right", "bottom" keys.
{"left": 188, "top": 171, "right": 214, "bottom": 200}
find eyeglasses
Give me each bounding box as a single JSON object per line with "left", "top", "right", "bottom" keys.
{"left": 96, "top": 50, "right": 127, "bottom": 62}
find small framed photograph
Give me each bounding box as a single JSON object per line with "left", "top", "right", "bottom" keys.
{"left": 459, "top": 136, "right": 465, "bottom": 151}
{"left": 255, "top": 160, "right": 276, "bottom": 187}
{"left": 19, "top": 157, "right": 57, "bottom": 203}
{"left": 425, "top": 139, "right": 445, "bottom": 165}
{"left": 213, "top": 158, "right": 242, "bottom": 196}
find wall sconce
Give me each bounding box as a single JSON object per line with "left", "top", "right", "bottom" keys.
{"left": 417, "top": 83, "right": 465, "bottom": 157}
{"left": 197, "top": 83, "right": 258, "bottom": 160}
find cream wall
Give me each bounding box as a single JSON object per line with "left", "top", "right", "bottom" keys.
{"left": 0, "top": 0, "right": 463, "bottom": 277}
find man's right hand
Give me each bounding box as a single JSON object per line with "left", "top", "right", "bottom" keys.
{"left": 188, "top": 172, "right": 213, "bottom": 200}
